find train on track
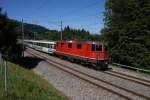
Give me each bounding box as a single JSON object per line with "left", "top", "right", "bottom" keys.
{"left": 24, "top": 40, "right": 109, "bottom": 69}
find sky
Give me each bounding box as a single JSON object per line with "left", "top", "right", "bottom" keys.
{"left": 0, "top": 0, "right": 106, "bottom": 34}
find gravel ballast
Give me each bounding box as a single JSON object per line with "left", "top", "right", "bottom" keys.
{"left": 25, "top": 48, "right": 150, "bottom": 100}
{"left": 24, "top": 52, "right": 126, "bottom": 100}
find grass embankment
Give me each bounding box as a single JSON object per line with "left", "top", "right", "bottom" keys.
{"left": 0, "top": 62, "right": 68, "bottom": 100}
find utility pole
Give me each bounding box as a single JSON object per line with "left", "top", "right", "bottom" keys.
{"left": 49, "top": 20, "right": 63, "bottom": 40}
{"left": 4, "top": 60, "right": 7, "bottom": 94}
{"left": 21, "top": 19, "right": 24, "bottom": 57}
{"left": 61, "top": 21, "right": 63, "bottom": 40}
{"left": 34, "top": 32, "right": 36, "bottom": 40}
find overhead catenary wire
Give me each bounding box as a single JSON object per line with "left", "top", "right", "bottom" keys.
{"left": 58, "top": 0, "right": 102, "bottom": 33}
{"left": 25, "top": 0, "right": 102, "bottom": 34}
{"left": 28, "top": 0, "right": 101, "bottom": 23}
{"left": 28, "top": 0, "right": 50, "bottom": 16}
{"left": 48, "top": 1, "right": 102, "bottom": 25}
{"left": 63, "top": 12, "right": 102, "bottom": 23}
{"left": 60, "top": 0, "right": 100, "bottom": 17}
{"left": 50, "top": 0, "right": 101, "bottom": 24}
{"left": 22, "top": 19, "right": 39, "bottom": 25}
{"left": 79, "top": 22, "right": 103, "bottom": 27}
{"left": 48, "top": 20, "right": 62, "bottom": 26}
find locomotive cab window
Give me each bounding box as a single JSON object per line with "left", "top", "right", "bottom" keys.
{"left": 92, "top": 44, "right": 102, "bottom": 51}
{"left": 77, "top": 43, "right": 82, "bottom": 49}
{"left": 68, "top": 43, "right": 72, "bottom": 48}
{"left": 96, "top": 45, "right": 102, "bottom": 51}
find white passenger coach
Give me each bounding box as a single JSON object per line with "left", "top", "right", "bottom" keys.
{"left": 24, "top": 40, "right": 56, "bottom": 54}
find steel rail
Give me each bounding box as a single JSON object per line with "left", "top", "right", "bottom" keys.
{"left": 112, "top": 63, "right": 150, "bottom": 73}
{"left": 104, "top": 70, "right": 150, "bottom": 87}
{"left": 26, "top": 48, "right": 150, "bottom": 100}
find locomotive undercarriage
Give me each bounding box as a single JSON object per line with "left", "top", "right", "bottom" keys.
{"left": 55, "top": 52, "right": 108, "bottom": 70}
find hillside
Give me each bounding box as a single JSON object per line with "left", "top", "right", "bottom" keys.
{"left": 9, "top": 19, "right": 50, "bottom": 33}
{"left": 9, "top": 19, "right": 101, "bottom": 41}
{"left": 9, "top": 19, "right": 51, "bottom": 39}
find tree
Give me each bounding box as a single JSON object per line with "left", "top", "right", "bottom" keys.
{"left": 0, "top": 8, "right": 21, "bottom": 60}
{"left": 101, "top": 0, "right": 150, "bottom": 70}
{"left": 62, "top": 26, "right": 91, "bottom": 41}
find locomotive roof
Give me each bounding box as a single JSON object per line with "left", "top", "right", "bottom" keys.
{"left": 57, "top": 40, "right": 107, "bottom": 45}
{"left": 24, "top": 40, "right": 56, "bottom": 44}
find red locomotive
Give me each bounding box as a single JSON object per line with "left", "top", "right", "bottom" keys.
{"left": 55, "top": 40, "right": 109, "bottom": 69}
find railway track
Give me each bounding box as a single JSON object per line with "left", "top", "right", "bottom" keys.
{"left": 104, "top": 70, "right": 150, "bottom": 87}
{"left": 26, "top": 48, "right": 150, "bottom": 100}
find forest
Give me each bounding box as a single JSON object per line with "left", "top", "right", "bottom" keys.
{"left": 101, "top": 0, "right": 150, "bottom": 70}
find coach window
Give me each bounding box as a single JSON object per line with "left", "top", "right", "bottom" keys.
{"left": 39, "top": 43, "right": 42, "bottom": 46}
{"left": 49, "top": 44, "right": 52, "bottom": 48}
{"left": 48, "top": 44, "right": 50, "bottom": 48}
{"left": 45, "top": 44, "right": 48, "bottom": 48}
{"left": 42, "top": 43, "right": 44, "bottom": 47}
{"left": 47, "top": 44, "right": 49, "bottom": 48}
{"left": 43, "top": 43, "right": 46, "bottom": 47}
{"left": 41, "top": 43, "right": 43, "bottom": 47}
{"left": 45, "top": 44, "right": 47, "bottom": 47}
{"left": 77, "top": 43, "right": 82, "bottom": 49}
{"left": 40, "top": 43, "right": 42, "bottom": 46}
{"left": 68, "top": 43, "right": 72, "bottom": 48}
{"left": 44, "top": 43, "right": 47, "bottom": 47}
{"left": 52, "top": 44, "right": 55, "bottom": 49}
